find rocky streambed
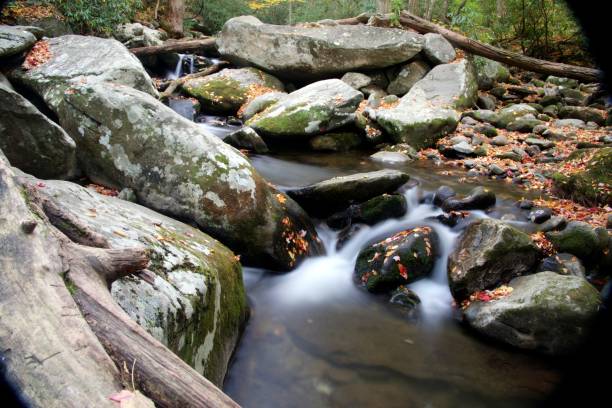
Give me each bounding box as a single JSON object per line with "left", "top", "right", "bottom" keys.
{"left": 1, "top": 15, "right": 610, "bottom": 407}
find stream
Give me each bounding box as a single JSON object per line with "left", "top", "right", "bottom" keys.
{"left": 166, "top": 56, "right": 562, "bottom": 405}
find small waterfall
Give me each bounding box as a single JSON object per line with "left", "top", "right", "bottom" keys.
{"left": 257, "top": 185, "right": 471, "bottom": 320}
{"left": 166, "top": 54, "right": 196, "bottom": 80}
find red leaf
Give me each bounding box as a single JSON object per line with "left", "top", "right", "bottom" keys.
{"left": 398, "top": 263, "right": 408, "bottom": 280}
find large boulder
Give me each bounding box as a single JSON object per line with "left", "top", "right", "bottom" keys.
{"left": 552, "top": 148, "right": 611, "bottom": 206}
{"left": 247, "top": 79, "right": 363, "bottom": 139}
{"left": 448, "top": 219, "right": 540, "bottom": 300}
{"left": 286, "top": 169, "right": 409, "bottom": 217}
{"left": 493, "top": 104, "right": 538, "bottom": 129}
{"left": 0, "top": 25, "right": 37, "bottom": 58}
{"left": 217, "top": 16, "right": 423, "bottom": 78}
{"left": 376, "top": 59, "right": 477, "bottom": 149}
{"left": 545, "top": 221, "right": 602, "bottom": 262}
{"left": 464, "top": 272, "right": 601, "bottom": 355}
{"left": 182, "top": 67, "right": 284, "bottom": 113}
{"left": 355, "top": 226, "right": 439, "bottom": 293}
{"left": 16, "top": 175, "right": 248, "bottom": 385}
{"left": 0, "top": 74, "right": 76, "bottom": 179}
{"left": 57, "top": 82, "right": 323, "bottom": 270}
{"left": 9, "top": 35, "right": 157, "bottom": 112}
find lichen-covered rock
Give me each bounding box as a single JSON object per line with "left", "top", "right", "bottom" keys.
{"left": 355, "top": 226, "right": 439, "bottom": 293}
{"left": 552, "top": 148, "right": 611, "bottom": 206}
{"left": 287, "top": 169, "right": 409, "bottom": 217}
{"left": 341, "top": 72, "right": 372, "bottom": 90}
{"left": 217, "top": 16, "right": 423, "bottom": 78}
{"left": 422, "top": 33, "right": 456, "bottom": 65}
{"left": 0, "top": 25, "right": 37, "bottom": 58}
{"left": 15, "top": 174, "right": 248, "bottom": 385}
{"left": 386, "top": 59, "right": 430, "bottom": 96}
{"left": 473, "top": 56, "right": 510, "bottom": 90}
{"left": 9, "top": 35, "right": 157, "bottom": 112}
{"left": 376, "top": 59, "right": 477, "bottom": 149}
{"left": 239, "top": 91, "right": 286, "bottom": 120}
{"left": 113, "top": 22, "right": 166, "bottom": 48}
{"left": 464, "top": 272, "right": 601, "bottom": 355}
{"left": 182, "top": 67, "right": 284, "bottom": 113}
{"left": 247, "top": 79, "right": 363, "bottom": 139}
{"left": 57, "top": 82, "right": 323, "bottom": 270}
{"left": 448, "top": 219, "right": 540, "bottom": 300}
{"left": 0, "top": 74, "right": 76, "bottom": 179}
{"left": 309, "top": 132, "right": 363, "bottom": 152}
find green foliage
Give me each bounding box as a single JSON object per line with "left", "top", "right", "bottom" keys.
{"left": 52, "top": 0, "right": 142, "bottom": 35}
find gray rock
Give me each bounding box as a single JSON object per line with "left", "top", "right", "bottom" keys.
{"left": 559, "top": 106, "right": 606, "bottom": 125}
{"left": 327, "top": 193, "right": 407, "bottom": 229}
{"left": 464, "top": 109, "right": 499, "bottom": 124}
{"left": 182, "top": 67, "right": 284, "bottom": 113}
{"left": 433, "top": 185, "right": 456, "bottom": 206}
{"left": 473, "top": 56, "right": 510, "bottom": 90}
{"left": 247, "top": 79, "right": 363, "bottom": 138}
{"left": 370, "top": 151, "right": 413, "bottom": 164}
{"left": 464, "top": 272, "right": 600, "bottom": 355}
{"left": 537, "top": 216, "right": 567, "bottom": 233}
{"left": 217, "top": 16, "right": 423, "bottom": 78}
{"left": 506, "top": 115, "right": 544, "bottom": 133}
{"left": 17, "top": 176, "right": 248, "bottom": 384}
{"left": 489, "top": 163, "right": 506, "bottom": 175}
{"left": 286, "top": 169, "right": 409, "bottom": 217}
{"left": 377, "top": 59, "right": 477, "bottom": 149}
{"left": 387, "top": 60, "right": 430, "bottom": 96}
{"left": 539, "top": 253, "right": 585, "bottom": 277}
{"left": 0, "top": 25, "right": 37, "bottom": 58}
{"left": 422, "top": 33, "right": 456, "bottom": 65}
{"left": 525, "top": 137, "right": 555, "bottom": 149}
{"left": 223, "top": 126, "right": 269, "bottom": 153}
{"left": 441, "top": 186, "right": 496, "bottom": 212}
{"left": 9, "top": 35, "right": 157, "bottom": 113}
{"left": 553, "top": 118, "right": 586, "bottom": 129}
{"left": 547, "top": 76, "right": 578, "bottom": 88}
{"left": 57, "top": 81, "right": 323, "bottom": 270}
{"left": 494, "top": 104, "right": 538, "bottom": 128}
{"left": 491, "top": 135, "right": 509, "bottom": 146}
{"left": 528, "top": 207, "right": 552, "bottom": 224}
{"left": 477, "top": 94, "right": 497, "bottom": 110}
{"left": 448, "top": 219, "right": 540, "bottom": 300}
{"left": 0, "top": 73, "right": 76, "bottom": 179}
{"left": 113, "top": 23, "right": 166, "bottom": 48}
{"left": 341, "top": 72, "right": 372, "bottom": 90}
{"left": 389, "top": 287, "right": 421, "bottom": 314}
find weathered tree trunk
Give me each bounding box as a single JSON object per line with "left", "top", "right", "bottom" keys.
{"left": 163, "top": 0, "right": 185, "bottom": 38}
{"left": 130, "top": 38, "right": 217, "bottom": 57}
{"left": 0, "top": 152, "right": 240, "bottom": 407}
{"left": 496, "top": 0, "right": 506, "bottom": 18}
{"left": 425, "top": 0, "right": 437, "bottom": 21}
{"left": 441, "top": 0, "right": 450, "bottom": 22}
{"left": 399, "top": 10, "right": 601, "bottom": 82}
{"left": 408, "top": 0, "right": 420, "bottom": 16}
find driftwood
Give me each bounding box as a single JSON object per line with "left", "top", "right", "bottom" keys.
{"left": 397, "top": 11, "right": 601, "bottom": 83}
{"left": 0, "top": 153, "right": 239, "bottom": 407}
{"left": 159, "top": 61, "right": 229, "bottom": 99}
{"left": 130, "top": 38, "right": 217, "bottom": 57}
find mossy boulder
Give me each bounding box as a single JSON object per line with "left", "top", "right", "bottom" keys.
{"left": 448, "top": 219, "right": 540, "bottom": 300}
{"left": 545, "top": 221, "right": 601, "bottom": 262}
{"left": 0, "top": 73, "right": 76, "bottom": 179}
{"left": 247, "top": 79, "right": 363, "bottom": 139}
{"left": 552, "top": 147, "right": 612, "bottom": 206}
{"left": 17, "top": 175, "right": 248, "bottom": 385}
{"left": 493, "top": 104, "right": 538, "bottom": 129}
{"left": 286, "top": 169, "right": 409, "bottom": 218}
{"left": 239, "top": 91, "right": 286, "bottom": 120}
{"left": 182, "top": 67, "right": 284, "bottom": 113}
{"left": 558, "top": 106, "right": 606, "bottom": 126}
{"left": 464, "top": 272, "right": 601, "bottom": 355}
{"left": 376, "top": 59, "right": 477, "bottom": 149}
{"left": 327, "top": 193, "right": 407, "bottom": 229}
{"left": 8, "top": 35, "right": 157, "bottom": 113}
{"left": 355, "top": 226, "right": 439, "bottom": 293}
{"left": 57, "top": 82, "right": 323, "bottom": 270}
{"left": 473, "top": 55, "right": 510, "bottom": 90}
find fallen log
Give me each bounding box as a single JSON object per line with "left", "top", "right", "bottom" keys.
{"left": 130, "top": 38, "right": 217, "bottom": 57}
{"left": 398, "top": 10, "right": 601, "bottom": 83}
{"left": 0, "top": 152, "right": 240, "bottom": 407}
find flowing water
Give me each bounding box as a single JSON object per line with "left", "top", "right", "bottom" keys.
{"left": 223, "top": 151, "right": 561, "bottom": 408}
{"left": 166, "top": 53, "right": 195, "bottom": 80}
